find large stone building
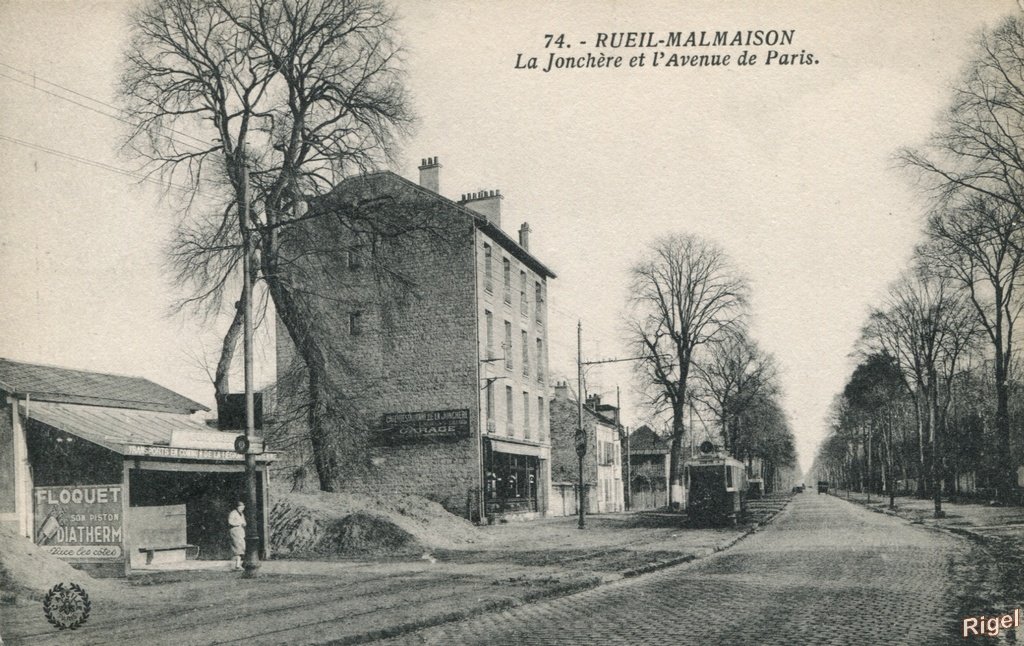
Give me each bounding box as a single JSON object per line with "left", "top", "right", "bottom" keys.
{"left": 275, "top": 158, "right": 556, "bottom": 522}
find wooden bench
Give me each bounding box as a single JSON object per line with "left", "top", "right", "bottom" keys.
{"left": 138, "top": 544, "right": 200, "bottom": 565}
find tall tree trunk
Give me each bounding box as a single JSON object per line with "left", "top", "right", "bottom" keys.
{"left": 915, "top": 394, "right": 927, "bottom": 498}
{"left": 994, "top": 356, "right": 1013, "bottom": 502}
{"left": 261, "top": 211, "right": 341, "bottom": 492}
{"left": 214, "top": 299, "right": 245, "bottom": 414}
{"left": 928, "top": 373, "right": 942, "bottom": 517}
{"left": 668, "top": 396, "right": 686, "bottom": 510}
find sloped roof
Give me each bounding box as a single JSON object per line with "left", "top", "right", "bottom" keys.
{"left": 0, "top": 358, "right": 208, "bottom": 414}
{"left": 629, "top": 424, "right": 671, "bottom": 454}
{"left": 315, "top": 171, "right": 557, "bottom": 279}
{"left": 21, "top": 400, "right": 274, "bottom": 462}
{"left": 22, "top": 400, "right": 213, "bottom": 453}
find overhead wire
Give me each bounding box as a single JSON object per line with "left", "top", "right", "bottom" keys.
{"left": 0, "top": 61, "right": 212, "bottom": 151}
{"left": 0, "top": 133, "right": 222, "bottom": 200}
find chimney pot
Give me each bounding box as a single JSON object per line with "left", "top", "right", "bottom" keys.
{"left": 518, "top": 222, "right": 531, "bottom": 251}
{"left": 461, "top": 187, "right": 503, "bottom": 228}
{"left": 418, "top": 156, "right": 441, "bottom": 193}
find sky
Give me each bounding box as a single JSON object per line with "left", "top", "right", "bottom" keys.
{"left": 0, "top": 0, "right": 1018, "bottom": 477}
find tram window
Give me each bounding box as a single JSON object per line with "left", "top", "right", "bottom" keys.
{"left": 725, "top": 466, "right": 734, "bottom": 489}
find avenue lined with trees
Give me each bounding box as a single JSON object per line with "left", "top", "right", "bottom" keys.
{"left": 813, "top": 15, "right": 1024, "bottom": 510}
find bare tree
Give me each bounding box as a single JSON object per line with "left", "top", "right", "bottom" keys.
{"left": 900, "top": 15, "right": 1024, "bottom": 500}
{"left": 626, "top": 233, "right": 748, "bottom": 509}
{"left": 692, "top": 330, "right": 777, "bottom": 458}
{"left": 918, "top": 195, "right": 1024, "bottom": 501}
{"left": 119, "top": 0, "right": 413, "bottom": 490}
{"left": 862, "top": 265, "right": 979, "bottom": 516}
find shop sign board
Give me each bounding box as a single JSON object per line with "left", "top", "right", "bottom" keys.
{"left": 33, "top": 484, "right": 125, "bottom": 561}
{"left": 122, "top": 444, "right": 271, "bottom": 461}
{"left": 377, "top": 409, "right": 471, "bottom": 445}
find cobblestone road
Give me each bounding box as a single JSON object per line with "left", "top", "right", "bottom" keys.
{"left": 382, "top": 493, "right": 975, "bottom": 645}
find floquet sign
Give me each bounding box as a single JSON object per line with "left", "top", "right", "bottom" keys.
{"left": 34, "top": 485, "right": 125, "bottom": 561}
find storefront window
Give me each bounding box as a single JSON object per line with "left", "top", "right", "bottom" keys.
{"left": 483, "top": 443, "right": 539, "bottom": 515}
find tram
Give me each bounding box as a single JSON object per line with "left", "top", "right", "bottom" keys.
{"left": 684, "top": 442, "right": 748, "bottom": 526}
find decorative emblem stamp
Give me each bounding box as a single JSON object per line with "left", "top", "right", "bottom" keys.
{"left": 42, "top": 583, "right": 90, "bottom": 630}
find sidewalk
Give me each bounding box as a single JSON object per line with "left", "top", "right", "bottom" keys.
{"left": 830, "top": 489, "right": 1024, "bottom": 538}
{"left": 0, "top": 495, "right": 791, "bottom": 645}
{"left": 831, "top": 488, "right": 1024, "bottom": 624}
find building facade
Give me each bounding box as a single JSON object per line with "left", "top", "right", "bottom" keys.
{"left": 274, "top": 158, "right": 556, "bottom": 522}
{"left": 627, "top": 424, "right": 672, "bottom": 510}
{"left": 549, "top": 386, "right": 624, "bottom": 514}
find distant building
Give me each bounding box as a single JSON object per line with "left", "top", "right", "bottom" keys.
{"left": 275, "top": 158, "right": 556, "bottom": 522}
{"left": 549, "top": 385, "right": 624, "bottom": 515}
{"left": 627, "top": 424, "right": 672, "bottom": 510}
{"left": 0, "top": 358, "right": 275, "bottom": 576}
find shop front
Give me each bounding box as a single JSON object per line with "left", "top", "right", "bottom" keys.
{"left": 20, "top": 400, "right": 275, "bottom": 576}
{"left": 483, "top": 438, "right": 548, "bottom": 519}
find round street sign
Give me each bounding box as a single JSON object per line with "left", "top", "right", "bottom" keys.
{"left": 233, "top": 435, "right": 250, "bottom": 454}
{"left": 574, "top": 429, "right": 587, "bottom": 458}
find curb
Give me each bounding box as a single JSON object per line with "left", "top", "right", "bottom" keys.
{"left": 320, "top": 498, "right": 792, "bottom": 644}
{"left": 835, "top": 494, "right": 996, "bottom": 542}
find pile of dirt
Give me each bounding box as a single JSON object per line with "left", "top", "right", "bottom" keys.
{"left": 270, "top": 490, "right": 487, "bottom": 558}
{"left": 0, "top": 524, "right": 111, "bottom": 599}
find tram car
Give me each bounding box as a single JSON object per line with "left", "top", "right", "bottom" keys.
{"left": 684, "top": 441, "right": 748, "bottom": 526}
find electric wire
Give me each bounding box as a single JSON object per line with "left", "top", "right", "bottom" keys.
{"left": 0, "top": 133, "right": 222, "bottom": 199}
{"left": 0, "top": 61, "right": 212, "bottom": 150}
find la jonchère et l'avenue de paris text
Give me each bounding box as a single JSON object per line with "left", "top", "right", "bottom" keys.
{"left": 515, "top": 29, "right": 818, "bottom": 72}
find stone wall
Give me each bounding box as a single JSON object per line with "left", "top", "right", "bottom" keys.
{"left": 549, "top": 395, "right": 598, "bottom": 486}
{"left": 273, "top": 174, "right": 482, "bottom": 518}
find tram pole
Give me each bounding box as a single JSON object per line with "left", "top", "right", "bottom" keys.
{"left": 576, "top": 321, "right": 586, "bottom": 529}
{"left": 240, "top": 145, "right": 261, "bottom": 577}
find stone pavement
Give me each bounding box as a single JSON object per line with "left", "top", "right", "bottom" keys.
{"left": 379, "top": 492, "right": 993, "bottom": 645}
{"left": 836, "top": 488, "right": 1024, "bottom": 638}
{"left": 0, "top": 502, "right": 789, "bottom": 645}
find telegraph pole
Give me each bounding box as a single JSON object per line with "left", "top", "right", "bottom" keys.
{"left": 618, "top": 386, "right": 630, "bottom": 511}
{"left": 240, "top": 145, "right": 261, "bottom": 577}
{"left": 576, "top": 321, "right": 586, "bottom": 529}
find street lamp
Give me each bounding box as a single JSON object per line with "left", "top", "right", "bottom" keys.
{"left": 239, "top": 145, "right": 260, "bottom": 577}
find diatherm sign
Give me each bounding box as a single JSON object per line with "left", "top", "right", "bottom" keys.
{"left": 33, "top": 485, "right": 125, "bottom": 561}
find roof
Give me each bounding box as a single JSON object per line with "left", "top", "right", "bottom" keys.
{"left": 0, "top": 358, "right": 208, "bottom": 414}
{"left": 22, "top": 400, "right": 274, "bottom": 462}
{"left": 629, "top": 425, "right": 671, "bottom": 454}
{"left": 318, "top": 171, "right": 557, "bottom": 280}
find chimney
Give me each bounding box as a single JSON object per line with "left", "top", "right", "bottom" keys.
{"left": 418, "top": 156, "right": 441, "bottom": 193}
{"left": 554, "top": 381, "right": 569, "bottom": 401}
{"left": 218, "top": 393, "right": 263, "bottom": 431}
{"left": 598, "top": 403, "right": 620, "bottom": 427}
{"left": 518, "top": 222, "right": 531, "bottom": 250}
{"left": 586, "top": 394, "right": 601, "bottom": 411}
{"left": 459, "top": 189, "right": 502, "bottom": 228}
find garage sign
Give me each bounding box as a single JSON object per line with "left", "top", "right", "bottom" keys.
{"left": 377, "top": 409, "right": 471, "bottom": 445}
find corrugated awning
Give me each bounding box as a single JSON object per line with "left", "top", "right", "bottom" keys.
{"left": 20, "top": 400, "right": 275, "bottom": 462}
